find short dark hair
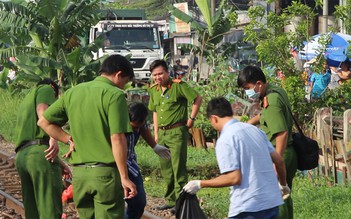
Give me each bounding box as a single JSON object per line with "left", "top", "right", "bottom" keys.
{"left": 207, "top": 97, "right": 233, "bottom": 118}
{"left": 128, "top": 102, "right": 148, "bottom": 123}
{"left": 150, "top": 59, "right": 168, "bottom": 72}
{"left": 99, "top": 54, "right": 134, "bottom": 80}
{"left": 37, "top": 78, "right": 59, "bottom": 98}
{"left": 341, "top": 60, "right": 351, "bottom": 68}
{"left": 237, "top": 66, "right": 266, "bottom": 87}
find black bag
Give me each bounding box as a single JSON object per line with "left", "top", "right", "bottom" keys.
{"left": 292, "top": 132, "right": 319, "bottom": 171}
{"left": 273, "top": 91, "right": 319, "bottom": 171}
{"left": 175, "top": 191, "right": 207, "bottom": 219}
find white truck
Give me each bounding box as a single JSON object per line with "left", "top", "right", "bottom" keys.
{"left": 89, "top": 20, "right": 164, "bottom": 81}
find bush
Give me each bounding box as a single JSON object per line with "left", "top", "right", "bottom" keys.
{"left": 191, "top": 62, "right": 242, "bottom": 140}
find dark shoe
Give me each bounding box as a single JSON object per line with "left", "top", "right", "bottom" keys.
{"left": 156, "top": 204, "right": 173, "bottom": 210}
{"left": 170, "top": 207, "right": 176, "bottom": 215}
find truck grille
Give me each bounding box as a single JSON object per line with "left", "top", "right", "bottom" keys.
{"left": 130, "top": 58, "right": 146, "bottom": 68}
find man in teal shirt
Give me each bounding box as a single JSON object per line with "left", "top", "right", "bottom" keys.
{"left": 310, "top": 61, "right": 331, "bottom": 99}
{"left": 38, "top": 55, "right": 137, "bottom": 219}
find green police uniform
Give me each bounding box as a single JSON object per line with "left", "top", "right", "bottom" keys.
{"left": 148, "top": 79, "right": 198, "bottom": 206}
{"left": 43, "top": 76, "right": 132, "bottom": 219}
{"left": 15, "top": 84, "right": 62, "bottom": 219}
{"left": 260, "top": 84, "right": 297, "bottom": 219}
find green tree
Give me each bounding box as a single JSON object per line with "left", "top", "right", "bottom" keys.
{"left": 334, "top": 0, "right": 351, "bottom": 35}
{"left": 244, "top": 1, "right": 351, "bottom": 123}
{"left": 105, "top": 0, "right": 170, "bottom": 20}
{"left": 168, "top": 0, "right": 238, "bottom": 74}
{"left": 244, "top": 1, "right": 316, "bottom": 76}
{"left": 0, "top": 0, "right": 102, "bottom": 89}
{"left": 243, "top": 1, "right": 322, "bottom": 123}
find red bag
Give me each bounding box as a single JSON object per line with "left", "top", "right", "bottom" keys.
{"left": 62, "top": 185, "right": 73, "bottom": 203}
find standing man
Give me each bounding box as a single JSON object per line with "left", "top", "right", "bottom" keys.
{"left": 184, "top": 97, "right": 289, "bottom": 218}
{"left": 310, "top": 61, "right": 331, "bottom": 99}
{"left": 237, "top": 66, "right": 297, "bottom": 219}
{"left": 15, "top": 78, "right": 71, "bottom": 219}
{"left": 148, "top": 59, "right": 202, "bottom": 211}
{"left": 38, "top": 55, "right": 137, "bottom": 219}
{"left": 173, "top": 59, "right": 183, "bottom": 74}
{"left": 330, "top": 60, "right": 351, "bottom": 85}
{"left": 173, "top": 59, "right": 187, "bottom": 80}
{"left": 125, "top": 102, "right": 171, "bottom": 219}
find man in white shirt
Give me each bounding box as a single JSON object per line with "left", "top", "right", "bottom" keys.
{"left": 184, "top": 97, "right": 290, "bottom": 218}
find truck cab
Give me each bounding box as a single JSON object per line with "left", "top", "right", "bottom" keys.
{"left": 90, "top": 20, "right": 164, "bottom": 82}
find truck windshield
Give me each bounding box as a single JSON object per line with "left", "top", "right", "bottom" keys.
{"left": 103, "top": 27, "right": 160, "bottom": 50}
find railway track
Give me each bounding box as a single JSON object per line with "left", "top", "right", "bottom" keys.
{"left": 0, "top": 151, "right": 24, "bottom": 218}
{"left": 0, "top": 151, "right": 161, "bottom": 219}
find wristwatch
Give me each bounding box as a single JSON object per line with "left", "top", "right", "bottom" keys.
{"left": 189, "top": 117, "right": 196, "bottom": 121}
{"left": 67, "top": 137, "right": 73, "bottom": 146}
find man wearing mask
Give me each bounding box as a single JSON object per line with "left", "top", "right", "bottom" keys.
{"left": 237, "top": 66, "right": 297, "bottom": 219}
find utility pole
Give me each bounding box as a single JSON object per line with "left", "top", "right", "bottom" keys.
{"left": 275, "top": 0, "right": 282, "bottom": 15}
{"left": 211, "top": 0, "right": 215, "bottom": 17}
{"left": 339, "top": 0, "right": 344, "bottom": 33}
{"left": 322, "top": 0, "right": 328, "bottom": 33}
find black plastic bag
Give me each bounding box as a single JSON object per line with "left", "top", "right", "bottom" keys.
{"left": 175, "top": 191, "right": 207, "bottom": 219}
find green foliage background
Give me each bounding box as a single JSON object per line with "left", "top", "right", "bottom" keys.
{"left": 105, "top": 0, "right": 170, "bottom": 20}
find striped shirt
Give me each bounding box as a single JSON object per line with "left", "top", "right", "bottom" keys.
{"left": 126, "top": 124, "right": 147, "bottom": 177}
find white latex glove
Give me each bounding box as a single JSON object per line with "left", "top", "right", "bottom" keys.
{"left": 153, "top": 144, "right": 171, "bottom": 159}
{"left": 279, "top": 184, "right": 291, "bottom": 200}
{"left": 183, "top": 180, "right": 201, "bottom": 194}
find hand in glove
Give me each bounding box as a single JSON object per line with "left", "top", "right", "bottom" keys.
{"left": 183, "top": 180, "right": 201, "bottom": 194}
{"left": 279, "top": 184, "right": 291, "bottom": 200}
{"left": 153, "top": 144, "right": 171, "bottom": 159}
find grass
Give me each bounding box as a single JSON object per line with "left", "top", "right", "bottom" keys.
{"left": 0, "top": 90, "right": 24, "bottom": 142}
{"left": 137, "top": 143, "right": 351, "bottom": 219}
{"left": 293, "top": 172, "right": 351, "bottom": 219}
{"left": 2, "top": 90, "right": 351, "bottom": 218}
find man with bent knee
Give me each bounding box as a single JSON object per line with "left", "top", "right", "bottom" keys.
{"left": 38, "top": 55, "right": 137, "bottom": 218}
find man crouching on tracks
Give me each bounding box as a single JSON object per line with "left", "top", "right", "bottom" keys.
{"left": 38, "top": 55, "right": 137, "bottom": 219}
{"left": 15, "top": 78, "right": 71, "bottom": 219}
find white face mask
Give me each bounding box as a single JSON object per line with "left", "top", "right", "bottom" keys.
{"left": 245, "top": 84, "right": 260, "bottom": 100}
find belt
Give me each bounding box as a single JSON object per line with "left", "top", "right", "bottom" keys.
{"left": 15, "top": 139, "right": 50, "bottom": 153}
{"left": 73, "top": 162, "right": 117, "bottom": 168}
{"left": 159, "top": 122, "right": 186, "bottom": 130}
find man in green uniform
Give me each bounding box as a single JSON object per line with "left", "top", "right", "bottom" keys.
{"left": 237, "top": 66, "right": 297, "bottom": 219}
{"left": 15, "top": 78, "right": 71, "bottom": 219}
{"left": 38, "top": 55, "right": 137, "bottom": 219}
{"left": 148, "top": 59, "right": 202, "bottom": 212}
